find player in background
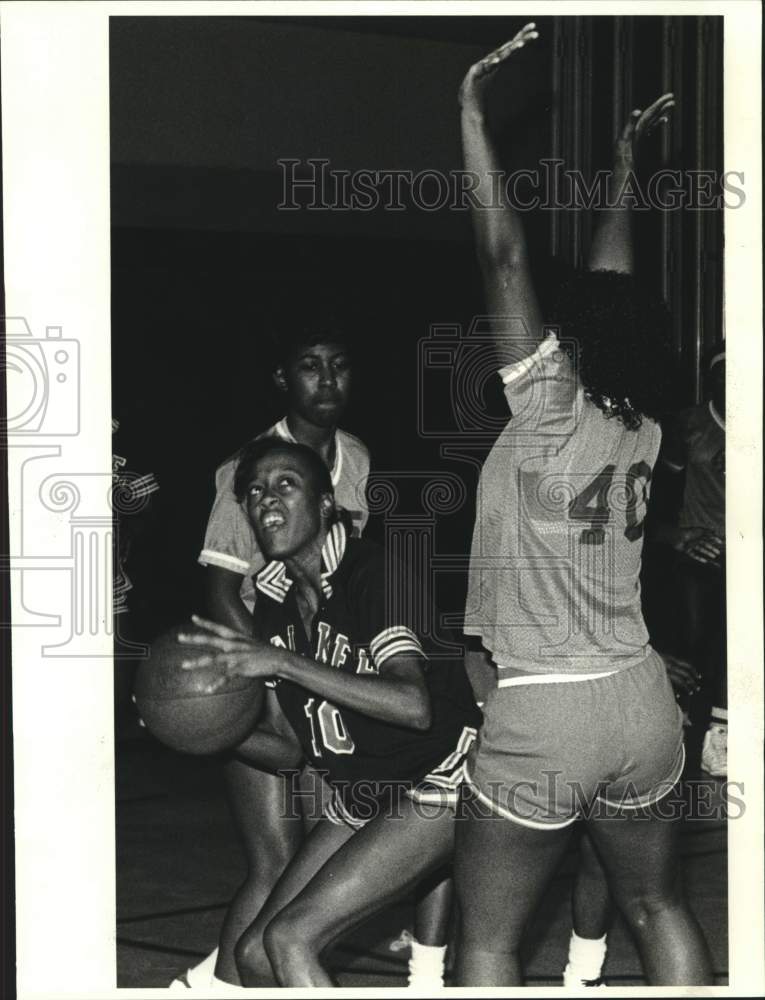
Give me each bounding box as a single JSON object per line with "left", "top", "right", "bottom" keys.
{"left": 656, "top": 349, "right": 726, "bottom": 775}
{"left": 453, "top": 25, "right": 712, "bottom": 986}
{"left": 180, "top": 439, "right": 482, "bottom": 987}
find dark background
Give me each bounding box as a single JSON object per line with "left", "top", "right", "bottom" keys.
{"left": 109, "top": 14, "right": 724, "bottom": 639}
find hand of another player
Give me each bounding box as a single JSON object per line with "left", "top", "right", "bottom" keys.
{"left": 614, "top": 93, "right": 675, "bottom": 174}
{"left": 459, "top": 23, "right": 539, "bottom": 109}
{"left": 178, "top": 614, "right": 280, "bottom": 690}
{"left": 660, "top": 652, "right": 701, "bottom": 696}
{"left": 674, "top": 526, "right": 724, "bottom": 565}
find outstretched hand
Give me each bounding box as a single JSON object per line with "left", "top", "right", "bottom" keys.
{"left": 178, "top": 614, "right": 280, "bottom": 692}
{"left": 459, "top": 23, "right": 539, "bottom": 108}
{"left": 615, "top": 93, "right": 675, "bottom": 171}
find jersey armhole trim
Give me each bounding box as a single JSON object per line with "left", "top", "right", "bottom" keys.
{"left": 499, "top": 332, "right": 559, "bottom": 386}
{"left": 198, "top": 549, "right": 250, "bottom": 573}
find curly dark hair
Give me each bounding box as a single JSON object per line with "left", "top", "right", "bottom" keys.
{"left": 547, "top": 271, "right": 679, "bottom": 430}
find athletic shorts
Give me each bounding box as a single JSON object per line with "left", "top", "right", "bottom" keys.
{"left": 465, "top": 650, "right": 685, "bottom": 830}
{"left": 324, "top": 725, "right": 478, "bottom": 830}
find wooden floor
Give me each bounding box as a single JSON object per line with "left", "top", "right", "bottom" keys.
{"left": 116, "top": 726, "right": 729, "bottom": 988}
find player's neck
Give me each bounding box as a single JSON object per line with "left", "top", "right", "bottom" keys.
{"left": 285, "top": 413, "right": 337, "bottom": 466}
{"left": 285, "top": 533, "right": 326, "bottom": 606}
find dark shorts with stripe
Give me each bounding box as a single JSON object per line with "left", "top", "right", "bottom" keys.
{"left": 324, "top": 725, "right": 478, "bottom": 830}
{"left": 466, "top": 650, "right": 685, "bottom": 829}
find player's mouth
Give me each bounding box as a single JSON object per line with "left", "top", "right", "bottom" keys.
{"left": 260, "top": 511, "right": 287, "bottom": 532}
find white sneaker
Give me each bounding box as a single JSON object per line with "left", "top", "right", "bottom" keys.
{"left": 563, "top": 964, "right": 607, "bottom": 988}
{"left": 701, "top": 724, "right": 727, "bottom": 777}
{"left": 168, "top": 948, "right": 218, "bottom": 990}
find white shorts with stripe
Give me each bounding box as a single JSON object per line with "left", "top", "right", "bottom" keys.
{"left": 324, "top": 725, "right": 478, "bottom": 830}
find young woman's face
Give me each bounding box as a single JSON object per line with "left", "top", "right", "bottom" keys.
{"left": 244, "top": 449, "right": 328, "bottom": 561}
{"left": 278, "top": 342, "right": 352, "bottom": 428}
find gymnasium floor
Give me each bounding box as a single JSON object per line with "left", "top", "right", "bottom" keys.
{"left": 116, "top": 725, "right": 729, "bottom": 989}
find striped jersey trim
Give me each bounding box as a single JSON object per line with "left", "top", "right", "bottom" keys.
{"left": 197, "top": 549, "right": 251, "bottom": 573}
{"left": 369, "top": 626, "right": 424, "bottom": 667}
{"left": 499, "top": 332, "right": 558, "bottom": 386}
{"left": 255, "top": 521, "right": 347, "bottom": 603}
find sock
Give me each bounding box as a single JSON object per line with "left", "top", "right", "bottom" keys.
{"left": 407, "top": 939, "right": 447, "bottom": 987}
{"left": 562, "top": 931, "right": 607, "bottom": 986}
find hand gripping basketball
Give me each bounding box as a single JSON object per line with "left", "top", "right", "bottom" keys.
{"left": 133, "top": 620, "right": 265, "bottom": 755}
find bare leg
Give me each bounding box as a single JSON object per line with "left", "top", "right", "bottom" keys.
{"left": 254, "top": 798, "right": 457, "bottom": 986}
{"left": 453, "top": 807, "right": 573, "bottom": 986}
{"left": 414, "top": 868, "right": 453, "bottom": 945}
{"left": 586, "top": 809, "right": 712, "bottom": 984}
{"left": 235, "top": 816, "right": 355, "bottom": 985}
{"left": 572, "top": 828, "right": 611, "bottom": 939}
{"left": 214, "top": 760, "right": 303, "bottom": 984}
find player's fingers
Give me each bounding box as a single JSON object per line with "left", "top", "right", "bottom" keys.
{"left": 190, "top": 614, "right": 243, "bottom": 639}
{"left": 180, "top": 654, "right": 216, "bottom": 670}
{"left": 177, "top": 632, "right": 237, "bottom": 655}
{"left": 203, "top": 672, "right": 230, "bottom": 694}
{"left": 636, "top": 94, "right": 675, "bottom": 137}
{"left": 620, "top": 109, "right": 642, "bottom": 143}
{"left": 475, "top": 25, "right": 538, "bottom": 75}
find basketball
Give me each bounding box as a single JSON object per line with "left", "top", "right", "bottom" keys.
{"left": 134, "top": 623, "right": 264, "bottom": 755}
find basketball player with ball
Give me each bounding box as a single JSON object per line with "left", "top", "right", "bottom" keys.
{"left": 165, "top": 319, "right": 453, "bottom": 990}
{"left": 179, "top": 437, "right": 482, "bottom": 987}
{"left": 163, "top": 319, "right": 368, "bottom": 990}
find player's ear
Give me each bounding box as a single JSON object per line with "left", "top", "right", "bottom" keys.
{"left": 273, "top": 366, "right": 288, "bottom": 393}
{"left": 319, "top": 494, "right": 335, "bottom": 521}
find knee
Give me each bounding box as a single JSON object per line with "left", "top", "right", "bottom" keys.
{"left": 263, "top": 907, "right": 318, "bottom": 979}
{"left": 621, "top": 887, "right": 684, "bottom": 934}
{"left": 234, "top": 925, "right": 269, "bottom": 983}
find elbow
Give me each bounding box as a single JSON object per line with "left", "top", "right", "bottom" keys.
{"left": 408, "top": 692, "right": 432, "bottom": 732}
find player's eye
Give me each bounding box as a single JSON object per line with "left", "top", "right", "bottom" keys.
{"left": 278, "top": 476, "right": 295, "bottom": 491}
{"left": 248, "top": 484, "right": 263, "bottom": 499}
{"left": 333, "top": 357, "right": 350, "bottom": 372}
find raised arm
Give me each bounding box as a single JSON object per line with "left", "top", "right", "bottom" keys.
{"left": 459, "top": 25, "right": 543, "bottom": 362}
{"left": 588, "top": 93, "right": 674, "bottom": 274}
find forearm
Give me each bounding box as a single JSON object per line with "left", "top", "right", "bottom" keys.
{"left": 588, "top": 164, "right": 634, "bottom": 274}
{"left": 272, "top": 648, "right": 431, "bottom": 730}
{"left": 461, "top": 105, "right": 542, "bottom": 354}
{"left": 461, "top": 107, "right": 529, "bottom": 271}
{"left": 205, "top": 568, "right": 254, "bottom": 634}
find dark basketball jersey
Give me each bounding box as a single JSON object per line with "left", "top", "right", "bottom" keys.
{"left": 252, "top": 522, "right": 481, "bottom": 821}
{"left": 465, "top": 334, "right": 662, "bottom": 675}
